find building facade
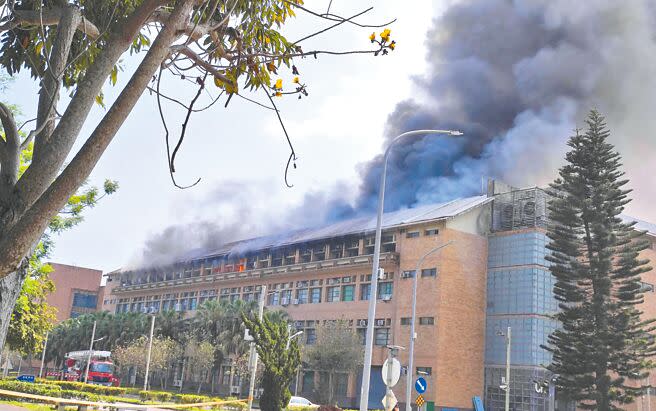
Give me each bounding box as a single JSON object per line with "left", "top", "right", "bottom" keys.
{"left": 102, "top": 185, "right": 656, "bottom": 411}
{"left": 47, "top": 263, "right": 104, "bottom": 322}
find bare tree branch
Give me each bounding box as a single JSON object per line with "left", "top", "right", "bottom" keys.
{"left": 2, "top": 8, "right": 101, "bottom": 39}
{"left": 285, "top": 1, "right": 397, "bottom": 28}
{"left": 167, "top": 44, "right": 231, "bottom": 83}
{"left": 32, "top": 5, "right": 81, "bottom": 161}
{"left": 0, "top": 102, "right": 20, "bottom": 195}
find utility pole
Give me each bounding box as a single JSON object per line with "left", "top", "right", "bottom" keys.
{"left": 143, "top": 314, "right": 156, "bottom": 390}
{"left": 248, "top": 284, "right": 266, "bottom": 411}
{"left": 505, "top": 327, "right": 511, "bottom": 411}
{"left": 39, "top": 332, "right": 49, "bottom": 378}
{"left": 84, "top": 321, "right": 97, "bottom": 384}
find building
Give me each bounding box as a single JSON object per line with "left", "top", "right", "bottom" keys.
{"left": 47, "top": 263, "right": 104, "bottom": 322}
{"left": 102, "top": 183, "right": 656, "bottom": 411}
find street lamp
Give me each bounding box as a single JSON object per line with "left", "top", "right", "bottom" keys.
{"left": 287, "top": 330, "right": 304, "bottom": 350}
{"left": 359, "top": 129, "right": 462, "bottom": 411}
{"left": 143, "top": 306, "right": 158, "bottom": 391}
{"left": 405, "top": 241, "right": 453, "bottom": 411}
{"left": 247, "top": 285, "right": 273, "bottom": 411}
{"left": 496, "top": 327, "right": 511, "bottom": 411}
{"left": 84, "top": 321, "right": 105, "bottom": 384}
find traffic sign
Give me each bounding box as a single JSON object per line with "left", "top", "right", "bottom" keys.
{"left": 415, "top": 377, "right": 427, "bottom": 393}
{"left": 381, "top": 358, "right": 401, "bottom": 387}
{"left": 17, "top": 375, "right": 35, "bottom": 383}
{"left": 381, "top": 390, "right": 397, "bottom": 411}
{"left": 416, "top": 394, "right": 425, "bottom": 407}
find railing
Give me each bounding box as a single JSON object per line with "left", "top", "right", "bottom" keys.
{"left": 112, "top": 252, "right": 399, "bottom": 293}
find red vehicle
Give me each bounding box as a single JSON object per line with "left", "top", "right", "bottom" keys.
{"left": 63, "top": 350, "right": 120, "bottom": 386}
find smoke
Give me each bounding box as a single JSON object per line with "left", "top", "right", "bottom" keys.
{"left": 355, "top": 0, "right": 656, "bottom": 214}
{"left": 132, "top": 0, "right": 656, "bottom": 267}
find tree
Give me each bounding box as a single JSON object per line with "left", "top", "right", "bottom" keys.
{"left": 242, "top": 312, "right": 300, "bottom": 411}
{"left": 3, "top": 120, "right": 117, "bottom": 356}
{"left": 184, "top": 338, "right": 215, "bottom": 393}
{"left": 304, "top": 320, "right": 363, "bottom": 405}
{"left": 544, "top": 110, "right": 656, "bottom": 410}
{"left": 5, "top": 246, "right": 56, "bottom": 356}
{"left": 113, "top": 334, "right": 180, "bottom": 388}
{"left": 0, "top": 0, "right": 395, "bottom": 351}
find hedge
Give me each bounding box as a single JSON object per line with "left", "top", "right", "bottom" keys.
{"left": 139, "top": 390, "right": 173, "bottom": 402}
{"left": 39, "top": 380, "right": 129, "bottom": 396}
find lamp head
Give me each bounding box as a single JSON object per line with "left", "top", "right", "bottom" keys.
{"left": 448, "top": 130, "right": 464, "bottom": 136}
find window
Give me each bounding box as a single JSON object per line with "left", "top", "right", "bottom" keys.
{"left": 424, "top": 228, "right": 439, "bottom": 236}
{"left": 342, "top": 285, "right": 355, "bottom": 302}
{"left": 406, "top": 231, "right": 420, "bottom": 238}
{"left": 268, "top": 291, "right": 280, "bottom": 306}
{"left": 402, "top": 270, "right": 415, "bottom": 279}
{"left": 416, "top": 367, "right": 432, "bottom": 376}
{"left": 421, "top": 268, "right": 437, "bottom": 278}
{"left": 310, "top": 288, "right": 322, "bottom": 303}
{"left": 377, "top": 282, "right": 393, "bottom": 299}
{"left": 335, "top": 374, "right": 348, "bottom": 396}
{"left": 306, "top": 329, "right": 317, "bottom": 344}
{"left": 297, "top": 288, "right": 309, "bottom": 304}
{"left": 189, "top": 298, "right": 197, "bottom": 310}
{"left": 419, "top": 317, "right": 434, "bottom": 325}
{"left": 357, "top": 328, "right": 367, "bottom": 345}
{"left": 281, "top": 290, "right": 292, "bottom": 305}
{"left": 72, "top": 292, "right": 98, "bottom": 309}
{"left": 327, "top": 286, "right": 341, "bottom": 302}
{"left": 375, "top": 328, "right": 390, "bottom": 346}
{"left": 400, "top": 317, "right": 411, "bottom": 325}
{"left": 360, "top": 284, "right": 371, "bottom": 301}
{"left": 302, "top": 371, "right": 315, "bottom": 393}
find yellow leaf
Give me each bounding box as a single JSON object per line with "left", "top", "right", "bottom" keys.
{"left": 214, "top": 76, "right": 225, "bottom": 88}
{"left": 275, "top": 78, "right": 283, "bottom": 90}
{"left": 293, "top": 76, "right": 299, "bottom": 84}
{"left": 35, "top": 41, "right": 43, "bottom": 55}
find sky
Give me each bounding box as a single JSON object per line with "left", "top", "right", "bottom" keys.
{"left": 3, "top": 1, "right": 439, "bottom": 272}
{"left": 5, "top": 0, "right": 656, "bottom": 274}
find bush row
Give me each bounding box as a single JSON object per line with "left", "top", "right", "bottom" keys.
{"left": 37, "top": 379, "right": 134, "bottom": 396}
{"left": 0, "top": 380, "right": 101, "bottom": 402}
{"left": 138, "top": 390, "right": 245, "bottom": 408}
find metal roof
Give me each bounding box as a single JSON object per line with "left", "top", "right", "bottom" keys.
{"left": 621, "top": 214, "right": 656, "bottom": 237}
{"left": 194, "top": 195, "right": 492, "bottom": 260}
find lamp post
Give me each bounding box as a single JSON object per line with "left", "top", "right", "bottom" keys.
{"left": 496, "top": 327, "right": 511, "bottom": 411}
{"left": 84, "top": 322, "right": 105, "bottom": 384}
{"left": 143, "top": 308, "right": 157, "bottom": 391}
{"left": 247, "top": 285, "right": 268, "bottom": 411}
{"left": 405, "top": 241, "right": 453, "bottom": 411}
{"left": 39, "top": 332, "right": 49, "bottom": 379}
{"left": 359, "top": 129, "right": 462, "bottom": 411}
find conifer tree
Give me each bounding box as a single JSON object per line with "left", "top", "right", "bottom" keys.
{"left": 545, "top": 110, "right": 656, "bottom": 410}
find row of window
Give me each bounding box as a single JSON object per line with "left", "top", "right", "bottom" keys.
{"left": 401, "top": 268, "right": 437, "bottom": 279}
{"left": 405, "top": 228, "right": 439, "bottom": 238}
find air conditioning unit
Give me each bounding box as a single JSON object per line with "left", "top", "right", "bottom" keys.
{"left": 401, "top": 271, "right": 413, "bottom": 279}
{"left": 292, "top": 299, "right": 299, "bottom": 305}
{"left": 375, "top": 319, "right": 386, "bottom": 326}
{"left": 357, "top": 319, "right": 367, "bottom": 327}
{"left": 382, "top": 295, "right": 392, "bottom": 302}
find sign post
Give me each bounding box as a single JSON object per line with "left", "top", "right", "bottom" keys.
{"left": 381, "top": 347, "right": 402, "bottom": 411}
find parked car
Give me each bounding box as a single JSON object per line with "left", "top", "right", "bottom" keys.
{"left": 288, "top": 396, "right": 318, "bottom": 408}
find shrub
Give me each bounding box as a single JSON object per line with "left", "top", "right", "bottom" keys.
{"left": 139, "top": 390, "right": 174, "bottom": 402}
{"left": 175, "top": 393, "right": 212, "bottom": 404}
{"left": 39, "top": 380, "right": 128, "bottom": 396}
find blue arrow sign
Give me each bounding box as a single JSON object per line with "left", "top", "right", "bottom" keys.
{"left": 415, "top": 377, "right": 427, "bottom": 394}
{"left": 17, "top": 375, "right": 35, "bottom": 383}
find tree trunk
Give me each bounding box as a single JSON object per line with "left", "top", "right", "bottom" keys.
{"left": 328, "top": 372, "right": 333, "bottom": 406}
{"left": 0, "top": 267, "right": 28, "bottom": 353}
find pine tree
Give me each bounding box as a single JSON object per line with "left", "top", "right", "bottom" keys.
{"left": 241, "top": 312, "right": 300, "bottom": 411}
{"left": 545, "top": 110, "right": 656, "bottom": 410}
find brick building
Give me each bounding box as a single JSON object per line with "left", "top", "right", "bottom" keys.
{"left": 47, "top": 263, "right": 104, "bottom": 322}
{"left": 101, "top": 183, "right": 656, "bottom": 411}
